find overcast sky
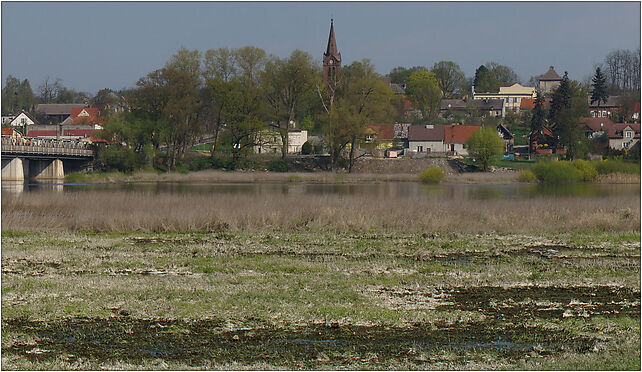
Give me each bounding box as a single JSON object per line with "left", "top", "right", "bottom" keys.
{"left": 2, "top": 1, "right": 640, "bottom": 95}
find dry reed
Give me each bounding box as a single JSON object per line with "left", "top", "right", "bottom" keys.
{"left": 2, "top": 190, "right": 639, "bottom": 234}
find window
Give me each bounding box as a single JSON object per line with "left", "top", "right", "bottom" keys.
{"left": 417, "top": 145, "right": 423, "bottom": 152}
{"left": 626, "top": 131, "right": 632, "bottom": 138}
{"left": 508, "top": 97, "right": 513, "bottom": 103}
{"left": 20, "top": 118, "right": 26, "bottom": 125}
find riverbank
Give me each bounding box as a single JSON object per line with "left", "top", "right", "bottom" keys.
{"left": 2, "top": 230, "right": 639, "bottom": 370}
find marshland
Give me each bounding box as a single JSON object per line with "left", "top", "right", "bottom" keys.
{"left": 1, "top": 179, "right": 640, "bottom": 370}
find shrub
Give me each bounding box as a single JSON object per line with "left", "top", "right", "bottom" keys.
{"left": 419, "top": 167, "right": 445, "bottom": 183}
{"left": 532, "top": 161, "right": 581, "bottom": 183}
{"left": 267, "top": 159, "right": 290, "bottom": 172}
{"left": 466, "top": 126, "right": 505, "bottom": 171}
{"left": 518, "top": 169, "right": 537, "bottom": 182}
{"left": 97, "top": 145, "right": 145, "bottom": 173}
{"left": 571, "top": 159, "right": 598, "bottom": 181}
{"left": 301, "top": 141, "right": 312, "bottom": 155}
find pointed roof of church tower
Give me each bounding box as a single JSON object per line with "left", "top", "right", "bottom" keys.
{"left": 324, "top": 19, "right": 340, "bottom": 59}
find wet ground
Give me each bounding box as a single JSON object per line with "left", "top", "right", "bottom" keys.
{"left": 2, "top": 317, "right": 595, "bottom": 368}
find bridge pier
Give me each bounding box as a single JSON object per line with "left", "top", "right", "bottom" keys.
{"left": 1, "top": 158, "right": 29, "bottom": 181}
{"left": 30, "top": 159, "right": 65, "bottom": 180}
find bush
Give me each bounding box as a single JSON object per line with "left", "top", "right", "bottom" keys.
{"left": 518, "top": 169, "right": 537, "bottom": 182}
{"left": 419, "top": 167, "right": 445, "bottom": 183}
{"left": 571, "top": 159, "right": 598, "bottom": 181}
{"left": 592, "top": 159, "right": 640, "bottom": 175}
{"left": 532, "top": 161, "right": 581, "bottom": 183}
{"left": 97, "top": 145, "right": 145, "bottom": 173}
{"left": 267, "top": 159, "right": 290, "bottom": 172}
{"left": 301, "top": 141, "right": 312, "bottom": 155}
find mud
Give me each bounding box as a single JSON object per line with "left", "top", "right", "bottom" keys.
{"left": 377, "top": 285, "right": 640, "bottom": 319}
{"left": 2, "top": 317, "right": 595, "bottom": 368}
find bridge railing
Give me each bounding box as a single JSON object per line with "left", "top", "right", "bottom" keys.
{"left": 1, "top": 136, "right": 94, "bottom": 157}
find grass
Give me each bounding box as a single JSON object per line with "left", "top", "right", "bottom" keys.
{"left": 2, "top": 230, "right": 640, "bottom": 369}
{"left": 2, "top": 189, "right": 639, "bottom": 234}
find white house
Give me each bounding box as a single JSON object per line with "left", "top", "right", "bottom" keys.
{"left": 8, "top": 111, "right": 38, "bottom": 128}
{"left": 254, "top": 128, "right": 308, "bottom": 155}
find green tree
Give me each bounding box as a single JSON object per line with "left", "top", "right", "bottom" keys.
{"left": 130, "top": 67, "right": 201, "bottom": 169}
{"left": 262, "top": 50, "right": 318, "bottom": 158}
{"left": 590, "top": 67, "right": 609, "bottom": 107}
{"left": 2, "top": 76, "right": 34, "bottom": 114}
{"left": 473, "top": 63, "right": 519, "bottom": 93}
{"left": 549, "top": 72, "right": 571, "bottom": 124}
{"left": 431, "top": 61, "right": 467, "bottom": 98}
{"left": 530, "top": 92, "right": 546, "bottom": 132}
{"left": 388, "top": 66, "right": 427, "bottom": 84}
{"left": 91, "top": 89, "right": 120, "bottom": 118}
{"left": 405, "top": 70, "right": 442, "bottom": 123}
{"left": 549, "top": 73, "right": 589, "bottom": 159}
{"left": 166, "top": 47, "right": 202, "bottom": 81}
{"left": 466, "top": 126, "right": 505, "bottom": 171}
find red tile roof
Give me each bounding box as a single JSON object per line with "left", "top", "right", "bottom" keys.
{"left": 365, "top": 124, "right": 395, "bottom": 141}
{"left": 581, "top": 117, "right": 616, "bottom": 133}
{"left": 520, "top": 98, "right": 551, "bottom": 110}
{"left": 444, "top": 124, "right": 481, "bottom": 144}
{"left": 608, "top": 123, "right": 641, "bottom": 139}
{"left": 70, "top": 107, "right": 103, "bottom": 125}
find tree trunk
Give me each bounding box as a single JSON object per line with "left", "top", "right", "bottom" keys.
{"left": 348, "top": 137, "right": 356, "bottom": 173}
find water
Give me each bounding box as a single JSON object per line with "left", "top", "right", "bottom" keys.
{"left": 2, "top": 180, "right": 639, "bottom": 200}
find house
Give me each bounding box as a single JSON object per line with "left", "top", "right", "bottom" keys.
{"left": 497, "top": 123, "right": 514, "bottom": 153}
{"left": 67, "top": 107, "right": 104, "bottom": 127}
{"left": 1, "top": 127, "right": 22, "bottom": 142}
{"left": 581, "top": 117, "right": 615, "bottom": 138}
{"left": 443, "top": 124, "right": 481, "bottom": 155}
{"left": 519, "top": 98, "right": 552, "bottom": 111}
{"left": 473, "top": 83, "right": 537, "bottom": 114}
{"left": 538, "top": 66, "right": 562, "bottom": 94}
{"left": 440, "top": 99, "right": 504, "bottom": 118}
{"left": 364, "top": 124, "right": 395, "bottom": 148}
{"left": 607, "top": 123, "right": 640, "bottom": 150}
{"left": 7, "top": 110, "right": 39, "bottom": 128}
{"left": 588, "top": 95, "right": 623, "bottom": 118}
{"left": 2, "top": 115, "right": 15, "bottom": 125}
{"left": 254, "top": 128, "right": 308, "bottom": 155}
{"left": 529, "top": 125, "right": 560, "bottom": 154}
{"left": 35, "top": 103, "right": 86, "bottom": 124}
{"left": 408, "top": 125, "right": 445, "bottom": 154}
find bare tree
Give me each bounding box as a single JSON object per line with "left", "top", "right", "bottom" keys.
{"left": 38, "top": 77, "right": 63, "bottom": 103}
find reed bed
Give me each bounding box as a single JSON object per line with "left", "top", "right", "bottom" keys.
{"left": 2, "top": 190, "right": 638, "bottom": 233}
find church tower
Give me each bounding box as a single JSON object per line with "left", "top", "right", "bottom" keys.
{"left": 323, "top": 19, "right": 341, "bottom": 89}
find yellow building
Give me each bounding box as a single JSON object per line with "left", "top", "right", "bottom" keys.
{"left": 473, "top": 83, "right": 537, "bottom": 115}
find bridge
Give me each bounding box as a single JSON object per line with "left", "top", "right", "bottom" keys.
{"left": 1, "top": 137, "right": 94, "bottom": 181}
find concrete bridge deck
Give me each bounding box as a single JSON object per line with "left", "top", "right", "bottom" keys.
{"left": 1, "top": 137, "right": 94, "bottom": 181}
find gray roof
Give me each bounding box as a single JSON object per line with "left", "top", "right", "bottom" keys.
{"left": 35, "top": 104, "right": 86, "bottom": 115}
{"left": 588, "top": 95, "right": 624, "bottom": 108}
{"left": 471, "top": 99, "right": 503, "bottom": 110}
{"left": 389, "top": 83, "right": 405, "bottom": 94}
{"left": 538, "top": 66, "right": 562, "bottom": 81}
{"left": 408, "top": 125, "right": 444, "bottom": 141}
{"left": 440, "top": 99, "right": 468, "bottom": 110}
{"left": 440, "top": 99, "right": 503, "bottom": 111}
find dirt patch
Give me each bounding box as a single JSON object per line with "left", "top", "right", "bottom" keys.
{"left": 372, "top": 285, "right": 640, "bottom": 319}
{"left": 351, "top": 158, "right": 456, "bottom": 175}
{"left": 2, "top": 317, "right": 595, "bottom": 368}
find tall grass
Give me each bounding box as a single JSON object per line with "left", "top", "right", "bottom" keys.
{"left": 592, "top": 160, "right": 641, "bottom": 175}
{"left": 2, "top": 190, "right": 638, "bottom": 234}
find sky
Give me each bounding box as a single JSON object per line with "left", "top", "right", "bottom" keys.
{"left": 1, "top": 1, "right": 640, "bottom": 95}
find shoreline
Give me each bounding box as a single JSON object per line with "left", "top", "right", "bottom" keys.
{"left": 58, "top": 169, "right": 640, "bottom": 186}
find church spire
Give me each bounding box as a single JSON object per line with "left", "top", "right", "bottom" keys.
{"left": 325, "top": 18, "right": 339, "bottom": 57}
{"left": 323, "top": 19, "right": 341, "bottom": 89}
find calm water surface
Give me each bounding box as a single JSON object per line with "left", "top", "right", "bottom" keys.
{"left": 2, "top": 180, "right": 639, "bottom": 200}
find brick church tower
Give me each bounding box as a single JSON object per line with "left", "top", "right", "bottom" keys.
{"left": 323, "top": 19, "right": 341, "bottom": 89}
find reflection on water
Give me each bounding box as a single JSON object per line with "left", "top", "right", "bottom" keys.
{"left": 2, "top": 180, "right": 639, "bottom": 200}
